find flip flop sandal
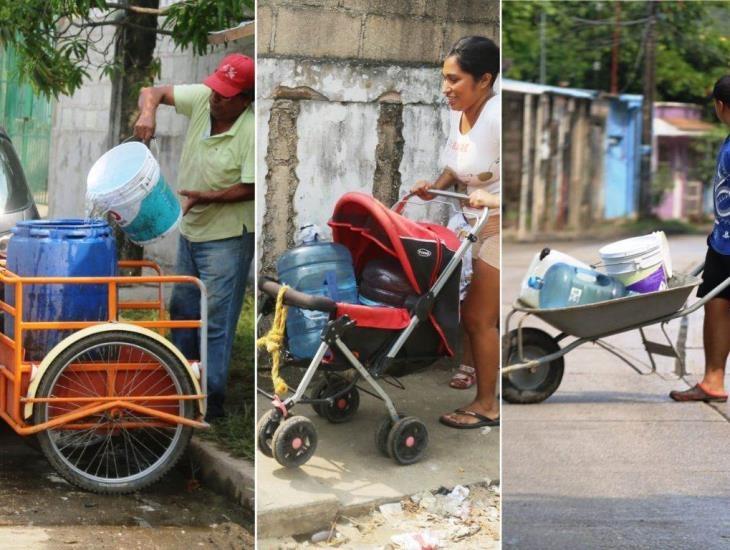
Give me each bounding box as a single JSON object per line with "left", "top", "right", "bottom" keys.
{"left": 669, "top": 383, "right": 728, "bottom": 403}
{"left": 449, "top": 365, "right": 476, "bottom": 390}
{"left": 439, "top": 408, "right": 500, "bottom": 429}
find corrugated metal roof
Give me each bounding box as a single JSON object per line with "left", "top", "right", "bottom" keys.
{"left": 501, "top": 78, "right": 596, "bottom": 99}
{"left": 654, "top": 117, "right": 714, "bottom": 137}
{"left": 502, "top": 78, "right": 643, "bottom": 104}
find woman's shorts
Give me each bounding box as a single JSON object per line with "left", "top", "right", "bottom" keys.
{"left": 697, "top": 244, "right": 730, "bottom": 300}
{"left": 471, "top": 214, "right": 500, "bottom": 269}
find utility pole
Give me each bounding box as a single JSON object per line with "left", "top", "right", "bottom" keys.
{"left": 539, "top": 11, "right": 546, "bottom": 84}
{"left": 610, "top": 1, "right": 621, "bottom": 94}
{"left": 639, "top": 1, "right": 656, "bottom": 218}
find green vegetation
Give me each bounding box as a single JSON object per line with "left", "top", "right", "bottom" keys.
{"left": 503, "top": 1, "right": 730, "bottom": 105}
{"left": 0, "top": 0, "right": 253, "bottom": 98}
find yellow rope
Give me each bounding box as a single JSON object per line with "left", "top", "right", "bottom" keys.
{"left": 256, "top": 285, "right": 290, "bottom": 396}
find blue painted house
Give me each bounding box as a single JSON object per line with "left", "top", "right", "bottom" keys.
{"left": 603, "top": 94, "right": 643, "bottom": 219}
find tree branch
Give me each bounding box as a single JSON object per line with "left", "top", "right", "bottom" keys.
{"left": 104, "top": 2, "right": 170, "bottom": 16}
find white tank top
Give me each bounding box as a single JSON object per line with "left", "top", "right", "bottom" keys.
{"left": 443, "top": 94, "right": 500, "bottom": 196}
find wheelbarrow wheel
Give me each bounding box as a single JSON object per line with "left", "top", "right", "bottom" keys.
{"left": 503, "top": 327, "right": 564, "bottom": 404}
{"left": 272, "top": 415, "right": 318, "bottom": 468}
{"left": 311, "top": 377, "right": 360, "bottom": 424}
{"left": 33, "top": 330, "right": 196, "bottom": 494}
{"left": 256, "top": 409, "right": 281, "bottom": 458}
{"left": 387, "top": 416, "right": 428, "bottom": 465}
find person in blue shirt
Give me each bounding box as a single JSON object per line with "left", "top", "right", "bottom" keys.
{"left": 671, "top": 75, "right": 730, "bottom": 403}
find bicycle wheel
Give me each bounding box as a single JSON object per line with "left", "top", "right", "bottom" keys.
{"left": 33, "top": 330, "right": 196, "bottom": 494}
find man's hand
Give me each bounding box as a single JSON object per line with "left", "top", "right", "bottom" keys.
{"left": 179, "top": 190, "right": 203, "bottom": 216}
{"left": 179, "top": 184, "right": 253, "bottom": 216}
{"left": 133, "top": 86, "right": 174, "bottom": 144}
{"left": 133, "top": 112, "right": 156, "bottom": 144}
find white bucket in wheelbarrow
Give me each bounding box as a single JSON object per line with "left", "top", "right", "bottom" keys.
{"left": 599, "top": 233, "right": 670, "bottom": 294}
{"left": 86, "top": 142, "right": 181, "bottom": 245}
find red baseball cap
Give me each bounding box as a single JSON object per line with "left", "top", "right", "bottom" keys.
{"left": 203, "top": 54, "right": 255, "bottom": 98}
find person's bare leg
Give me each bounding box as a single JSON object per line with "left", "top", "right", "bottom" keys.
{"left": 701, "top": 297, "right": 730, "bottom": 392}
{"left": 442, "top": 259, "right": 499, "bottom": 424}
{"left": 449, "top": 331, "right": 475, "bottom": 388}
{"left": 461, "top": 331, "right": 473, "bottom": 367}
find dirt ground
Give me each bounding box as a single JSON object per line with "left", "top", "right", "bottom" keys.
{"left": 259, "top": 482, "right": 500, "bottom": 549}
{"left": 0, "top": 424, "right": 252, "bottom": 549}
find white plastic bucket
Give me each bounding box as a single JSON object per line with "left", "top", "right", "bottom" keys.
{"left": 519, "top": 248, "right": 591, "bottom": 307}
{"left": 599, "top": 234, "right": 668, "bottom": 293}
{"left": 86, "top": 142, "right": 181, "bottom": 245}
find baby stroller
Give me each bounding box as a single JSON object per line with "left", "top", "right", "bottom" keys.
{"left": 257, "top": 190, "right": 489, "bottom": 468}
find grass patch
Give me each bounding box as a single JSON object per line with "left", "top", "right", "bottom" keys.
{"left": 199, "top": 295, "right": 255, "bottom": 459}
{"left": 120, "top": 297, "right": 255, "bottom": 460}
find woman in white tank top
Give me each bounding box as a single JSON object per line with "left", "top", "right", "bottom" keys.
{"left": 411, "top": 35, "right": 501, "bottom": 428}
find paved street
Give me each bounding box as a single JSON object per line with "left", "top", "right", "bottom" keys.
{"left": 502, "top": 235, "right": 730, "bottom": 549}
{"left": 0, "top": 425, "right": 252, "bottom": 549}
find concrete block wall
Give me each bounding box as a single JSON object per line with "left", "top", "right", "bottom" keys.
{"left": 257, "top": 0, "right": 499, "bottom": 273}
{"left": 48, "top": 4, "right": 249, "bottom": 271}
{"left": 258, "top": 0, "right": 499, "bottom": 63}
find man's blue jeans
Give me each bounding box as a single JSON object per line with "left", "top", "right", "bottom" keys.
{"left": 170, "top": 232, "right": 254, "bottom": 417}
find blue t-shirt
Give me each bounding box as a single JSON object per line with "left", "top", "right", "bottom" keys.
{"left": 709, "top": 135, "right": 730, "bottom": 254}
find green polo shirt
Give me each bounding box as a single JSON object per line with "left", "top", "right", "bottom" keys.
{"left": 173, "top": 84, "right": 254, "bottom": 242}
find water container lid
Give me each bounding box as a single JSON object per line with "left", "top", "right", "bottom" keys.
{"left": 87, "top": 142, "right": 157, "bottom": 198}
{"left": 12, "top": 218, "right": 112, "bottom": 238}
{"left": 599, "top": 235, "right": 660, "bottom": 261}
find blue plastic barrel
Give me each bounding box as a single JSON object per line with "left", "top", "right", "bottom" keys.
{"left": 277, "top": 242, "right": 358, "bottom": 359}
{"left": 6, "top": 219, "right": 118, "bottom": 359}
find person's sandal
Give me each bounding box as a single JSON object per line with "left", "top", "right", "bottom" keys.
{"left": 449, "top": 364, "right": 476, "bottom": 389}
{"left": 669, "top": 383, "right": 728, "bottom": 403}
{"left": 439, "top": 409, "right": 500, "bottom": 429}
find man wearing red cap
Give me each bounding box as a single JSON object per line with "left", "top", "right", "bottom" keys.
{"left": 133, "top": 53, "right": 255, "bottom": 420}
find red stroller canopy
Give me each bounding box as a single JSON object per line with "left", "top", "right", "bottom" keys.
{"left": 329, "top": 192, "right": 461, "bottom": 356}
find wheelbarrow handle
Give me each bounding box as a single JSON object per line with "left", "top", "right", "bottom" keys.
{"left": 259, "top": 275, "right": 337, "bottom": 313}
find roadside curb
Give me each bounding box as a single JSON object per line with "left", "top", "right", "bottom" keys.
{"left": 188, "top": 437, "right": 255, "bottom": 510}
{"left": 257, "top": 479, "right": 500, "bottom": 539}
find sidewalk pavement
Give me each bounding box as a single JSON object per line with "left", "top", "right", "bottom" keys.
{"left": 502, "top": 236, "right": 730, "bottom": 549}
{"left": 256, "top": 363, "right": 500, "bottom": 538}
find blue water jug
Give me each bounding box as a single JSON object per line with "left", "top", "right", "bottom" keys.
{"left": 6, "top": 219, "right": 118, "bottom": 359}
{"left": 277, "top": 242, "right": 358, "bottom": 359}
{"left": 537, "top": 263, "right": 628, "bottom": 309}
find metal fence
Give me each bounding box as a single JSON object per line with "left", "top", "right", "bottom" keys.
{"left": 0, "top": 47, "right": 51, "bottom": 205}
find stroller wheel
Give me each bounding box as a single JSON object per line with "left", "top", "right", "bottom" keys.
{"left": 375, "top": 414, "right": 398, "bottom": 457}
{"left": 272, "top": 416, "right": 318, "bottom": 468}
{"left": 256, "top": 409, "right": 282, "bottom": 458}
{"left": 310, "top": 377, "right": 330, "bottom": 417}
{"left": 387, "top": 417, "right": 428, "bottom": 465}
{"left": 313, "top": 378, "right": 360, "bottom": 424}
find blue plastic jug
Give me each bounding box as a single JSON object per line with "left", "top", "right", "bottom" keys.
{"left": 537, "top": 263, "right": 628, "bottom": 309}
{"left": 277, "top": 242, "right": 357, "bottom": 359}
{"left": 6, "top": 219, "right": 118, "bottom": 359}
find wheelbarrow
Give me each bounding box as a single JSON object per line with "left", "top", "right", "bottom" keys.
{"left": 502, "top": 263, "right": 720, "bottom": 403}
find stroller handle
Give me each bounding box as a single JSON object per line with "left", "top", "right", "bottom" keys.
{"left": 427, "top": 189, "right": 470, "bottom": 201}
{"left": 259, "top": 276, "right": 338, "bottom": 313}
